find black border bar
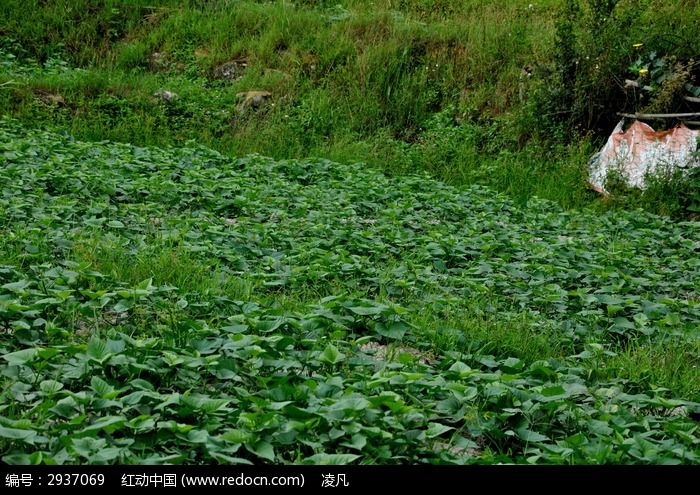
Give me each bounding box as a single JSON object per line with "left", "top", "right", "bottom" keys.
{"left": 0, "top": 465, "right": 694, "bottom": 490}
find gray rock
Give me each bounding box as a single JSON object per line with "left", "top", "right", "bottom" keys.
{"left": 153, "top": 89, "right": 179, "bottom": 103}
{"left": 214, "top": 59, "right": 248, "bottom": 81}
{"left": 35, "top": 90, "right": 66, "bottom": 106}
{"left": 236, "top": 91, "right": 272, "bottom": 112}
{"left": 149, "top": 52, "right": 167, "bottom": 72}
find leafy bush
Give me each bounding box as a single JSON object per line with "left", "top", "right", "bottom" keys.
{"left": 534, "top": 0, "right": 700, "bottom": 139}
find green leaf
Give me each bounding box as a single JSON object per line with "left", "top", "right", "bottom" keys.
{"left": 180, "top": 395, "right": 229, "bottom": 413}
{"left": 448, "top": 361, "right": 472, "bottom": 375}
{"left": 541, "top": 385, "right": 566, "bottom": 397}
{"left": 93, "top": 448, "right": 122, "bottom": 463}
{"left": 2, "top": 348, "right": 38, "bottom": 366}
{"left": 113, "top": 299, "right": 131, "bottom": 312}
{"left": 613, "top": 317, "right": 636, "bottom": 330}
{"left": 71, "top": 437, "right": 106, "bottom": 457}
{"left": 186, "top": 429, "right": 209, "bottom": 443}
{"left": 12, "top": 320, "right": 30, "bottom": 330}
{"left": 50, "top": 397, "right": 78, "bottom": 417}
{"left": 39, "top": 380, "right": 64, "bottom": 394}
{"left": 320, "top": 344, "right": 345, "bottom": 364}
{"left": 302, "top": 453, "right": 360, "bottom": 465}
{"left": 90, "top": 376, "right": 117, "bottom": 399}
{"left": 210, "top": 453, "right": 253, "bottom": 464}
{"left": 515, "top": 428, "right": 549, "bottom": 443}
{"left": 135, "top": 277, "right": 153, "bottom": 290}
{"left": 245, "top": 440, "right": 275, "bottom": 461}
{"left": 375, "top": 321, "right": 408, "bottom": 339}
{"left": 0, "top": 426, "right": 37, "bottom": 444}
{"left": 137, "top": 454, "right": 188, "bottom": 464}
{"left": 130, "top": 379, "right": 155, "bottom": 391}
{"left": 87, "top": 338, "right": 111, "bottom": 362}
{"left": 341, "top": 434, "right": 367, "bottom": 450}
{"left": 1, "top": 280, "right": 31, "bottom": 291}
{"left": 221, "top": 429, "right": 250, "bottom": 444}
{"left": 503, "top": 357, "right": 524, "bottom": 372}
{"left": 596, "top": 295, "right": 625, "bottom": 305}
{"left": 80, "top": 416, "right": 126, "bottom": 434}
{"left": 329, "top": 397, "right": 370, "bottom": 412}
{"left": 347, "top": 305, "right": 384, "bottom": 316}
{"left": 426, "top": 423, "right": 454, "bottom": 438}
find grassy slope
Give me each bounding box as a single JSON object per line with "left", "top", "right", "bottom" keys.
{"left": 3, "top": 1, "right": 699, "bottom": 216}
{"left": 0, "top": 0, "right": 619, "bottom": 211}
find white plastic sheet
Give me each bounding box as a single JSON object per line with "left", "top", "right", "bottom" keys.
{"left": 589, "top": 120, "right": 700, "bottom": 193}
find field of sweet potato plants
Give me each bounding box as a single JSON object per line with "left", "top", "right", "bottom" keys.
{"left": 1, "top": 120, "right": 699, "bottom": 464}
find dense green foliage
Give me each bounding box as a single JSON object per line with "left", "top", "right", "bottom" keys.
{"left": 1, "top": 122, "right": 699, "bottom": 464}
{"left": 1, "top": 0, "right": 699, "bottom": 216}
{"left": 1, "top": 0, "right": 699, "bottom": 466}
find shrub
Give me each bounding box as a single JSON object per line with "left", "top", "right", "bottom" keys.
{"left": 533, "top": 0, "right": 700, "bottom": 140}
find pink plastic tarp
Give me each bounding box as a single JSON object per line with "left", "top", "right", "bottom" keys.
{"left": 589, "top": 120, "right": 700, "bottom": 193}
